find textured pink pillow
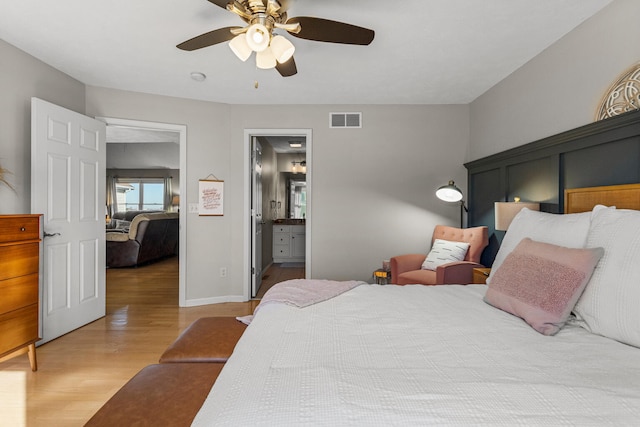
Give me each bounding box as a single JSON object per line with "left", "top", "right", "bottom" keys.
{"left": 484, "top": 238, "right": 604, "bottom": 335}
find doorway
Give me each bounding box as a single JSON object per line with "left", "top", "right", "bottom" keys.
{"left": 98, "top": 117, "right": 187, "bottom": 306}
{"left": 244, "top": 129, "right": 312, "bottom": 300}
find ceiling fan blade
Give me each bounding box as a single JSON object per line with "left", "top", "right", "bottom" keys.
{"left": 177, "top": 27, "right": 241, "bottom": 51}
{"left": 286, "top": 17, "right": 374, "bottom": 45}
{"left": 206, "top": 0, "right": 231, "bottom": 9}
{"left": 276, "top": 56, "right": 297, "bottom": 77}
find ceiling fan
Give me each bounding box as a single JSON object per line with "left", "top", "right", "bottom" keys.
{"left": 177, "top": 0, "right": 375, "bottom": 77}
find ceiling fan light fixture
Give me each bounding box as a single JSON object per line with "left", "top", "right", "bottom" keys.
{"left": 246, "top": 23, "right": 270, "bottom": 52}
{"left": 270, "top": 35, "right": 295, "bottom": 63}
{"left": 256, "top": 47, "right": 277, "bottom": 69}
{"left": 229, "top": 34, "right": 252, "bottom": 61}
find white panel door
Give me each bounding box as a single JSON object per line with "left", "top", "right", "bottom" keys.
{"left": 251, "top": 138, "right": 263, "bottom": 297}
{"left": 31, "top": 98, "right": 106, "bottom": 343}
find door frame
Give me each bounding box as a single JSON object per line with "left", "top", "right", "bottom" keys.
{"left": 97, "top": 117, "right": 187, "bottom": 306}
{"left": 243, "top": 128, "right": 312, "bottom": 300}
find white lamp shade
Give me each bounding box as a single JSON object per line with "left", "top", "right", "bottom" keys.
{"left": 436, "top": 181, "right": 463, "bottom": 202}
{"left": 246, "top": 23, "right": 270, "bottom": 52}
{"left": 494, "top": 201, "right": 540, "bottom": 231}
{"left": 270, "top": 35, "right": 295, "bottom": 63}
{"left": 256, "top": 47, "right": 277, "bottom": 69}
{"left": 229, "top": 34, "right": 252, "bottom": 61}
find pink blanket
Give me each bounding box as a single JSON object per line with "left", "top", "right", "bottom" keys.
{"left": 237, "top": 279, "right": 364, "bottom": 325}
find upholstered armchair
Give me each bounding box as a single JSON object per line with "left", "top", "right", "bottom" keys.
{"left": 390, "top": 225, "right": 489, "bottom": 285}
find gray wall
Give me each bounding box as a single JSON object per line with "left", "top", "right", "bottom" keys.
{"left": 86, "top": 88, "right": 469, "bottom": 300}
{"left": 0, "top": 39, "right": 86, "bottom": 213}
{"left": 85, "top": 87, "right": 239, "bottom": 301}
{"left": 469, "top": 0, "right": 640, "bottom": 161}
{"left": 228, "top": 104, "right": 470, "bottom": 283}
{"left": 107, "top": 142, "right": 180, "bottom": 170}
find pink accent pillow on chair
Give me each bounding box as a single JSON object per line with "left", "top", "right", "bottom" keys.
{"left": 484, "top": 238, "right": 603, "bottom": 335}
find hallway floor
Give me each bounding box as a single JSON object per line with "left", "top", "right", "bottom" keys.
{"left": 255, "top": 263, "right": 305, "bottom": 298}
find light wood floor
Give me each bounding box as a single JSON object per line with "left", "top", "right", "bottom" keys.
{"left": 255, "top": 263, "right": 305, "bottom": 298}
{"left": 0, "top": 257, "right": 257, "bottom": 427}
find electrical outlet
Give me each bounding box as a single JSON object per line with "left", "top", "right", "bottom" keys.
{"left": 219, "top": 267, "right": 227, "bottom": 277}
{"left": 188, "top": 203, "right": 199, "bottom": 214}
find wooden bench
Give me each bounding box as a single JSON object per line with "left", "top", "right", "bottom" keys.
{"left": 87, "top": 317, "right": 247, "bottom": 425}
{"left": 159, "top": 316, "right": 247, "bottom": 363}
{"left": 85, "top": 363, "right": 223, "bottom": 427}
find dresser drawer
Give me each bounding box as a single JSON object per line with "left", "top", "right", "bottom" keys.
{"left": 0, "top": 274, "right": 39, "bottom": 314}
{"left": 0, "top": 243, "right": 39, "bottom": 281}
{"left": 0, "top": 216, "right": 40, "bottom": 244}
{"left": 273, "top": 225, "right": 290, "bottom": 233}
{"left": 0, "top": 304, "right": 39, "bottom": 357}
{"left": 273, "top": 232, "right": 290, "bottom": 245}
{"left": 273, "top": 244, "right": 291, "bottom": 258}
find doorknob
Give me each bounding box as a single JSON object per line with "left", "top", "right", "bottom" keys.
{"left": 43, "top": 232, "right": 61, "bottom": 238}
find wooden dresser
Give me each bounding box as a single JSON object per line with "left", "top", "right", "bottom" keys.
{"left": 0, "top": 214, "right": 41, "bottom": 371}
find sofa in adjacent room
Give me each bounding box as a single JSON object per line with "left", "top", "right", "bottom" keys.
{"left": 106, "top": 212, "right": 179, "bottom": 268}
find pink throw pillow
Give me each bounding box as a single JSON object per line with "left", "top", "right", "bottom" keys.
{"left": 484, "top": 238, "right": 603, "bottom": 335}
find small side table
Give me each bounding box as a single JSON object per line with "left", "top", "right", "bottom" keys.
{"left": 373, "top": 269, "right": 391, "bottom": 285}
{"left": 472, "top": 268, "right": 491, "bottom": 285}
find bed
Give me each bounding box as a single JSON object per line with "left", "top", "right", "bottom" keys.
{"left": 189, "top": 183, "right": 640, "bottom": 426}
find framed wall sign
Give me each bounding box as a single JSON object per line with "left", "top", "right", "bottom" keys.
{"left": 198, "top": 179, "right": 224, "bottom": 216}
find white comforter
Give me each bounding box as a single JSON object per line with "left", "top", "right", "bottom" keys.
{"left": 192, "top": 285, "right": 640, "bottom": 426}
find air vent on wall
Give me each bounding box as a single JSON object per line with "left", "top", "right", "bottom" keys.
{"left": 330, "top": 112, "right": 362, "bottom": 128}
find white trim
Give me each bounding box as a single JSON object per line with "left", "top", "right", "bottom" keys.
{"left": 96, "top": 117, "right": 188, "bottom": 306}
{"left": 243, "top": 128, "right": 313, "bottom": 301}
{"left": 182, "top": 295, "right": 246, "bottom": 307}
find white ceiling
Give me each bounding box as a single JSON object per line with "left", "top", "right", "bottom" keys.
{"left": 0, "top": 0, "right": 612, "bottom": 105}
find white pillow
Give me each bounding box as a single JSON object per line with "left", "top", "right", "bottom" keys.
{"left": 421, "top": 239, "right": 470, "bottom": 271}
{"left": 487, "top": 208, "right": 592, "bottom": 284}
{"left": 571, "top": 208, "right": 640, "bottom": 348}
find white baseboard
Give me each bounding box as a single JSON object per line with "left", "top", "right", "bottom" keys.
{"left": 182, "top": 295, "right": 247, "bottom": 307}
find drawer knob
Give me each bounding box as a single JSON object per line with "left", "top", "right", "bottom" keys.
{"left": 20, "top": 227, "right": 26, "bottom": 232}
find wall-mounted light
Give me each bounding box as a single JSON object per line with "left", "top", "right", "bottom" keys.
{"left": 291, "top": 160, "right": 307, "bottom": 174}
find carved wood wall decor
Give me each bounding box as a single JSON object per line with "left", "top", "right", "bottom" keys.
{"left": 596, "top": 62, "right": 640, "bottom": 121}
